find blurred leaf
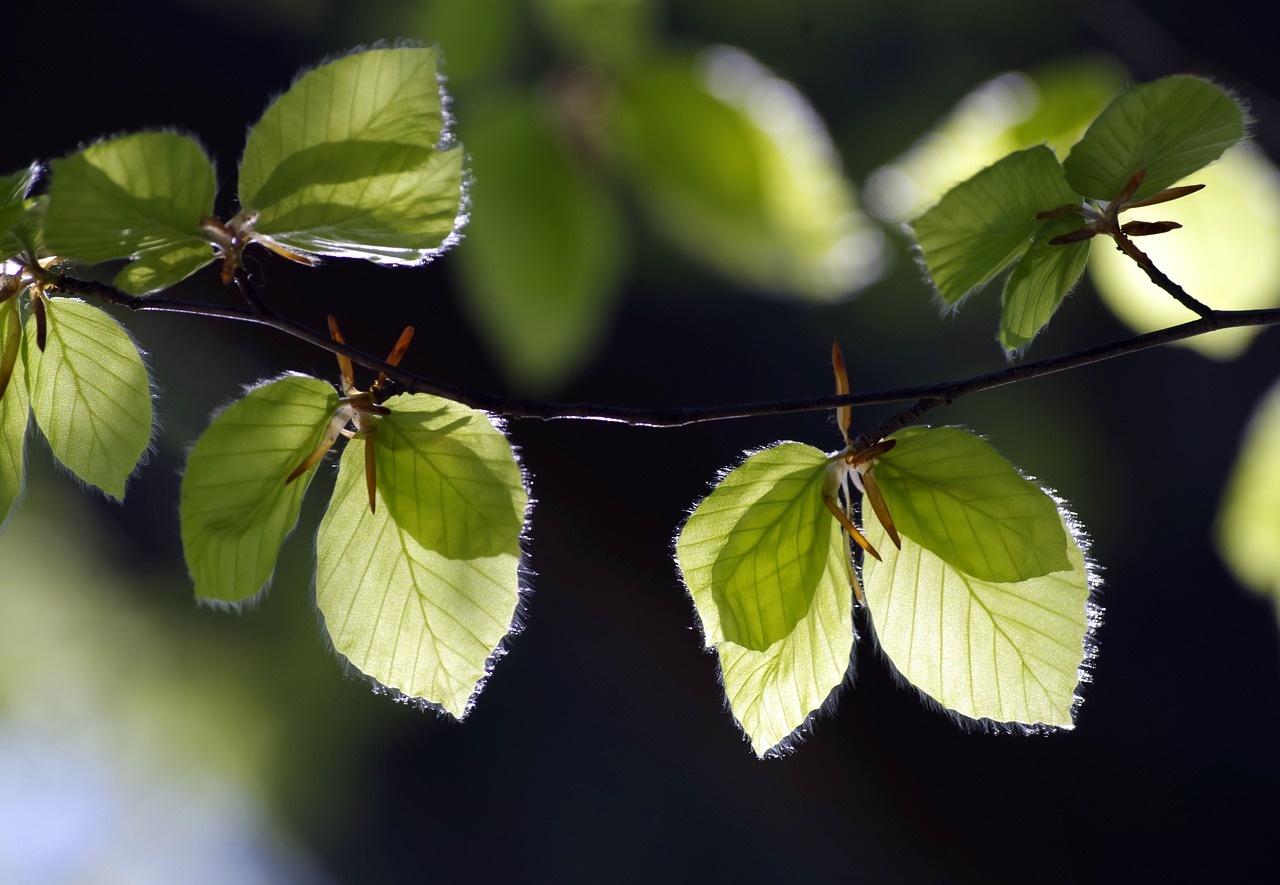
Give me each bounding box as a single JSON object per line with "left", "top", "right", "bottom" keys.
{"left": 910, "top": 146, "right": 1079, "bottom": 306}
{"left": 0, "top": 164, "right": 36, "bottom": 261}
{"left": 1217, "top": 380, "right": 1280, "bottom": 601}
{"left": 874, "top": 427, "right": 1070, "bottom": 583}
{"left": 456, "top": 94, "right": 625, "bottom": 392}
{"left": 180, "top": 374, "right": 337, "bottom": 605}
{"left": 239, "top": 45, "right": 464, "bottom": 265}
{"left": 421, "top": 0, "right": 524, "bottom": 82}
{"left": 0, "top": 299, "right": 27, "bottom": 527}
{"left": 1000, "top": 214, "right": 1091, "bottom": 350}
{"left": 375, "top": 393, "right": 526, "bottom": 560}
{"left": 677, "top": 443, "right": 853, "bottom": 756}
{"left": 863, "top": 504, "right": 1093, "bottom": 728}
{"left": 611, "top": 49, "right": 882, "bottom": 299}
{"left": 533, "top": 0, "right": 654, "bottom": 64}
{"left": 316, "top": 435, "right": 526, "bottom": 717}
{"left": 1063, "top": 75, "right": 1246, "bottom": 202}
{"left": 23, "top": 298, "right": 152, "bottom": 499}
{"left": 43, "top": 132, "right": 216, "bottom": 294}
{"left": 1089, "top": 145, "right": 1280, "bottom": 357}
{"left": 677, "top": 443, "right": 833, "bottom": 651}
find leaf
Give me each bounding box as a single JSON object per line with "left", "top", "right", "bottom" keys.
{"left": 315, "top": 436, "right": 527, "bottom": 718}
{"left": 43, "top": 132, "right": 216, "bottom": 294}
{"left": 677, "top": 443, "right": 856, "bottom": 756}
{"left": 0, "top": 299, "right": 28, "bottom": 527}
{"left": 1216, "top": 380, "right": 1280, "bottom": 601}
{"left": 610, "top": 51, "right": 882, "bottom": 300}
{"left": 239, "top": 45, "right": 464, "bottom": 265}
{"left": 374, "top": 393, "right": 527, "bottom": 561}
{"left": 1063, "top": 75, "right": 1246, "bottom": 202}
{"left": 454, "top": 92, "right": 626, "bottom": 393}
{"left": 180, "top": 374, "right": 338, "bottom": 604}
{"left": 911, "top": 146, "right": 1080, "bottom": 306}
{"left": 23, "top": 298, "right": 152, "bottom": 499}
{"left": 872, "top": 427, "right": 1071, "bottom": 584}
{"left": 1000, "top": 214, "right": 1091, "bottom": 350}
{"left": 0, "top": 164, "right": 36, "bottom": 261}
{"left": 863, "top": 501, "right": 1095, "bottom": 728}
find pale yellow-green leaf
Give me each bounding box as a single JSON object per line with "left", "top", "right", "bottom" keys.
{"left": 1217, "top": 380, "right": 1280, "bottom": 601}
{"left": 0, "top": 299, "right": 28, "bottom": 527}
{"left": 315, "top": 437, "right": 525, "bottom": 718}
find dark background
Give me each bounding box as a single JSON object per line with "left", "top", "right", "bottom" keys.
{"left": 1, "top": 1, "right": 1277, "bottom": 881}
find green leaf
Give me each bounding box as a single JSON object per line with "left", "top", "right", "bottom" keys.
{"left": 315, "top": 435, "right": 527, "bottom": 717}
{"left": 43, "top": 132, "right": 216, "bottom": 294}
{"left": 873, "top": 427, "right": 1071, "bottom": 584}
{"left": 610, "top": 52, "right": 882, "bottom": 300}
{"left": 1217, "top": 380, "right": 1280, "bottom": 601}
{"left": 910, "top": 146, "right": 1080, "bottom": 306}
{"left": 678, "top": 443, "right": 856, "bottom": 756}
{"left": 239, "top": 45, "right": 464, "bottom": 264}
{"left": 1063, "top": 75, "right": 1246, "bottom": 202}
{"left": 1000, "top": 214, "right": 1091, "bottom": 351}
{"left": 180, "top": 374, "right": 338, "bottom": 604}
{"left": 0, "top": 164, "right": 36, "bottom": 261}
{"left": 374, "top": 393, "right": 527, "bottom": 561}
{"left": 863, "top": 501, "right": 1095, "bottom": 728}
{"left": 23, "top": 298, "right": 152, "bottom": 499}
{"left": 455, "top": 93, "right": 626, "bottom": 394}
{"left": 0, "top": 299, "right": 28, "bottom": 527}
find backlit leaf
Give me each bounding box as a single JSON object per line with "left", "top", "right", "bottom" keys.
{"left": 0, "top": 299, "right": 27, "bottom": 527}
{"left": 1216, "top": 380, "right": 1280, "bottom": 602}
{"left": 181, "top": 374, "right": 338, "bottom": 605}
{"left": 0, "top": 164, "right": 36, "bottom": 261}
{"left": 863, "top": 503, "right": 1095, "bottom": 728}
{"left": 315, "top": 435, "right": 526, "bottom": 717}
{"left": 43, "top": 132, "right": 216, "bottom": 294}
{"left": 1063, "top": 75, "right": 1246, "bottom": 202}
{"left": 23, "top": 298, "right": 152, "bottom": 499}
{"left": 239, "top": 45, "right": 464, "bottom": 265}
{"left": 1000, "top": 214, "right": 1091, "bottom": 351}
{"left": 911, "top": 146, "right": 1079, "bottom": 306}
{"left": 873, "top": 427, "right": 1070, "bottom": 584}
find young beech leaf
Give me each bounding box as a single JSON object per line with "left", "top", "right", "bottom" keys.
{"left": 677, "top": 443, "right": 856, "bottom": 756}
{"left": 315, "top": 429, "right": 527, "bottom": 718}
{"left": 862, "top": 501, "right": 1095, "bottom": 728}
{"left": 374, "top": 394, "right": 526, "bottom": 561}
{"left": 0, "top": 299, "right": 28, "bottom": 527}
{"left": 23, "top": 298, "right": 151, "bottom": 500}
{"left": 1063, "top": 75, "right": 1246, "bottom": 203}
{"left": 872, "top": 427, "right": 1070, "bottom": 584}
{"left": 43, "top": 132, "right": 216, "bottom": 295}
{"left": 910, "top": 145, "right": 1080, "bottom": 307}
{"left": 1000, "top": 214, "right": 1092, "bottom": 351}
{"left": 0, "top": 164, "right": 36, "bottom": 261}
{"left": 1216, "top": 380, "right": 1280, "bottom": 602}
{"left": 238, "top": 45, "right": 464, "bottom": 265}
{"left": 180, "top": 374, "right": 339, "bottom": 605}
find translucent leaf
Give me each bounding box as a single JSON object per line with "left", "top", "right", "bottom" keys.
{"left": 1000, "top": 214, "right": 1091, "bottom": 351}
{"left": 23, "top": 298, "right": 152, "bottom": 500}
{"left": 239, "top": 45, "right": 464, "bottom": 265}
{"left": 1088, "top": 145, "right": 1280, "bottom": 358}
{"left": 180, "top": 374, "right": 338, "bottom": 605}
{"left": 0, "top": 164, "right": 36, "bottom": 261}
{"left": 43, "top": 132, "right": 216, "bottom": 294}
{"left": 910, "top": 146, "right": 1080, "bottom": 306}
{"left": 873, "top": 427, "right": 1070, "bottom": 584}
{"left": 677, "top": 443, "right": 855, "bottom": 756}
{"left": 375, "top": 393, "right": 527, "bottom": 561}
{"left": 1217, "top": 380, "right": 1280, "bottom": 601}
{"left": 455, "top": 93, "right": 625, "bottom": 393}
{"left": 315, "top": 436, "right": 526, "bottom": 718}
{"left": 610, "top": 50, "right": 883, "bottom": 300}
{"left": 863, "top": 502, "right": 1095, "bottom": 728}
{"left": 1063, "top": 75, "right": 1246, "bottom": 203}
{"left": 0, "top": 299, "right": 28, "bottom": 527}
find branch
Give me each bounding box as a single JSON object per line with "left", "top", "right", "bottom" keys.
{"left": 49, "top": 272, "right": 1280, "bottom": 430}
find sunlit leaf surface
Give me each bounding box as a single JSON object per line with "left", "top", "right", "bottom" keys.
{"left": 23, "top": 298, "right": 151, "bottom": 499}
{"left": 181, "top": 374, "right": 338, "bottom": 604}
{"left": 43, "top": 132, "right": 216, "bottom": 294}
{"left": 1217, "top": 380, "right": 1280, "bottom": 602}
{"left": 0, "top": 164, "right": 35, "bottom": 261}
{"left": 315, "top": 434, "right": 526, "bottom": 718}
{"left": 0, "top": 299, "right": 27, "bottom": 526}
{"left": 239, "top": 45, "right": 464, "bottom": 265}
{"left": 1000, "top": 215, "right": 1091, "bottom": 351}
